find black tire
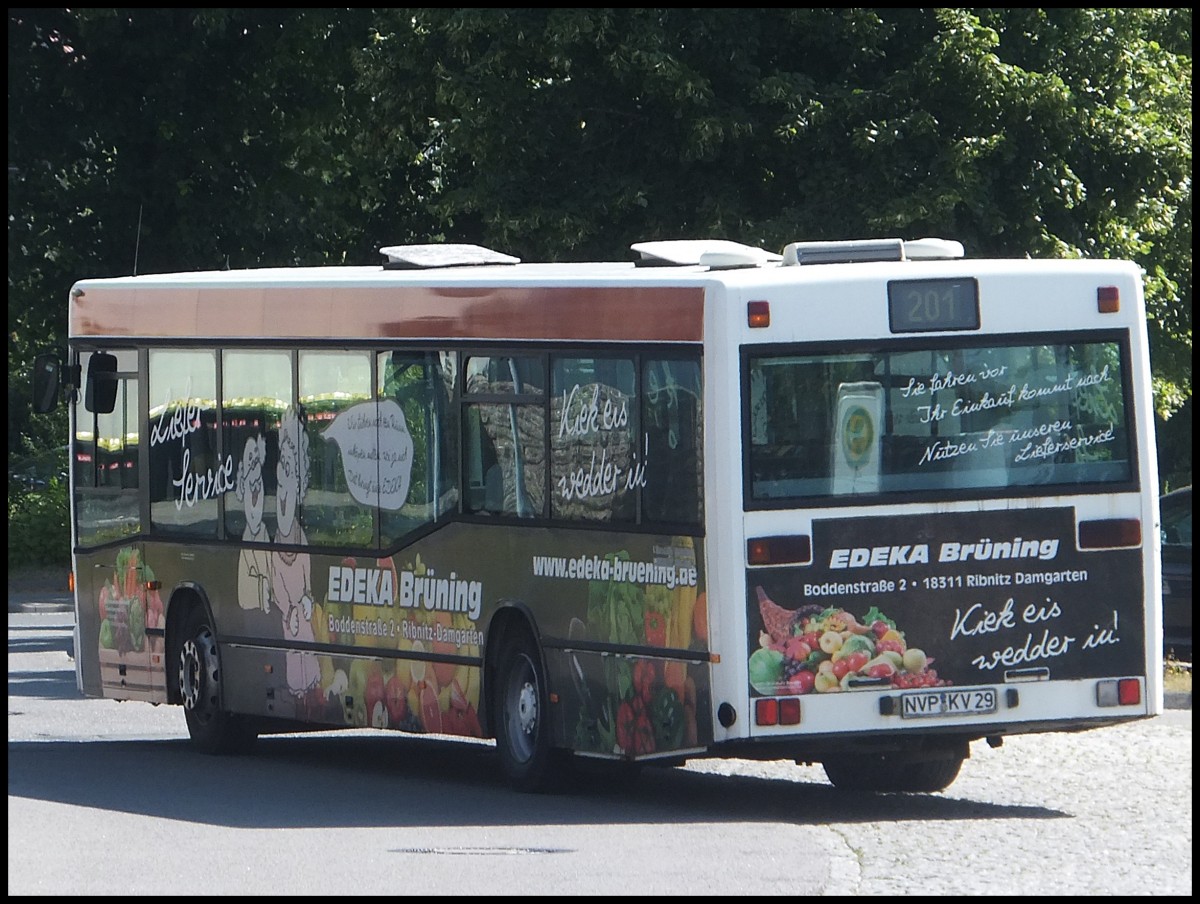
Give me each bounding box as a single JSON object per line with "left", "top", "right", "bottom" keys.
{"left": 493, "top": 630, "right": 571, "bottom": 793}
{"left": 823, "top": 750, "right": 963, "bottom": 794}
{"left": 176, "top": 605, "right": 256, "bottom": 755}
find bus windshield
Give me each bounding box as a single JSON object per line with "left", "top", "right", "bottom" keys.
{"left": 746, "top": 333, "right": 1132, "bottom": 502}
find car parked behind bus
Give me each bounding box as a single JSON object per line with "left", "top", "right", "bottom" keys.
{"left": 1161, "top": 485, "right": 1192, "bottom": 660}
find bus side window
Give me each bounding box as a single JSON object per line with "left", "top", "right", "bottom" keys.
{"left": 148, "top": 349, "right": 221, "bottom": 538}
{"left": 379, "top": 350, "right": 460, "bottom": 543}
{"left": 298, "top": 350, "right": 375, "bottom": 547}
{"left": 642, "top": 357, "right": 703, "bottom": 525}
{"left": 468, "top": 402, "right": 543, "bottom": 516}
{"left": 550, "top": 355, "right": 637, "bottom": 523}
{"left": 464, "top": 355, "right": 545, "bottom": 518}
{"left": 465, "top": 405, "right": 495, "bottom": 512}
{"left": 483, "top": 462, "right": 505, "bottom": 511}
{"left": 75, "top": 348, "right": 141, "bottom": 546}
{"left": 96, "top": 374, "right": 139, "bottom": 492}
{"left": 222, "top": 349, "right": 291, "bottom": 544}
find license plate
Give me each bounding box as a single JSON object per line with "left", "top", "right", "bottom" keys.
{"left": 900, "top": 688, "right": 997, "bottom": 719}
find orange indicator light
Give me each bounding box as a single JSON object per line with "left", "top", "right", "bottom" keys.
{"left": 747, "top": 300, "right": 770, "bottom": 328}
{"left": 1097, "top": 286, "right": 1120, "bottom": 313}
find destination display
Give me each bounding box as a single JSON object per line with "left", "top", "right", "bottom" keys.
{"left": 887, "top": 277, "right": 980, "bottom": 333}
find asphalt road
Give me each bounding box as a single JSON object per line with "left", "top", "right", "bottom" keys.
{"left": 8, "top": 594, "right": 1192, "bottom": 896}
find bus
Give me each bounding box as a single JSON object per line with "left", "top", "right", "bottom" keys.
{"left": 32, "top": 235, "right": 1162, "bottom": 794}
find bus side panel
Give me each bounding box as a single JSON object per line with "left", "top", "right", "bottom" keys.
{"left": 137, "top": 525, "right": 711, "bottom": 758}
{"left": 745, "top": 507, "right": 1146, "bottom": 730}
{"left": 323, "top": 525, "right": 712, "bottom": 759}
{"left": 356, "top": 525, "right": 713, "bottom": 759}
{"left": 543, "top": 648, "right": 714, "bottom": 759}
{"left": 74, "top": 543, "right": 168, "bottom": 703}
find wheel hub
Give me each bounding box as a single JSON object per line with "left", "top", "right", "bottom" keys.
{"left": 517, "top": 680, "right": 538, "bottom": 736}
{"left": 179, "top": 638, "right": 202, "bottom": 710}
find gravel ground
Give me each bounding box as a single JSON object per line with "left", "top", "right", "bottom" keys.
{"left": 8, "top": 593, "right": 1191, "bottom": 895}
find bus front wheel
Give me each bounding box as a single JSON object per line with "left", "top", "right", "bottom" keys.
{"left": 176, "top": 605, "right": 256, "bottom": 755}
{"left": 493, "top": 631, "right": 570, "bottom": 793}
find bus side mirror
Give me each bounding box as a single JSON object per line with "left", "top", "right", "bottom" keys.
{"left": 32, "top": 353, "right": 62, "bottom": 413}
{"left": 85, "top": 352, "right": 119, "bottom": 414}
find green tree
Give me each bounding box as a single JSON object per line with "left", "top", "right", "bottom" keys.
{"left": 8, "top": 8, "right": 426, "bottom": 458}
{"left": 9, "top": 8, "right": 1192, "bottom": 486}
{"left": 359, "top": 8, "right": 1190, "bottom": 422}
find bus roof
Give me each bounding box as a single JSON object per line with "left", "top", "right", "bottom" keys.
{"left": 68, "top": 236, "right": 1141, "bottom": 292}
{"left": 67, "top": 238, "right": 1142, "bottom": 344}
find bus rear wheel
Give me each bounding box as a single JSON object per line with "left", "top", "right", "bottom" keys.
{"left": 822, "top": 749, "right": 963, "bottom": 794}
{"left": 493, "top": 631, "right": 571, "bottom": 793}
{"left": 176, "top": 605, "right": 256, "bottom": 755}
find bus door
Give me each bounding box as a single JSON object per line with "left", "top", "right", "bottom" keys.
{"left": 72, "top": 348, "right": 164, "bottom": 701}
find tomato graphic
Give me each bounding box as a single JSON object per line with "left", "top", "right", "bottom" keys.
{"left": 632, "top": 659, "right": 657, "bottom": 703}
{"left": 644, "top": 611, "right": 667, "bottom": 646}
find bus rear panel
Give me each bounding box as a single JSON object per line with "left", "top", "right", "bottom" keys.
{"left": 722, "top": 254, "right": 1159, "bottom": 779}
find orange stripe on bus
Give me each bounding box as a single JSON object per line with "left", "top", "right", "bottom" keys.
{"left": 71, "top": 284, "right": 705, "bottom": 343}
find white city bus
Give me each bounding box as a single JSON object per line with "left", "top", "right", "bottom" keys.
{"left": 33, "top": 236, "right": 1162, "bottom": 793}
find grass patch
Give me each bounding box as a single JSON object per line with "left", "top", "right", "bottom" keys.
{"left": 1164, "top": 655, "right": 1192, "bottom": 695}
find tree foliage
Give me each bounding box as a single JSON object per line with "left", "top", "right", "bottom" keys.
{"left": 8, "top": 8, "right": 1192, "bottom": 481}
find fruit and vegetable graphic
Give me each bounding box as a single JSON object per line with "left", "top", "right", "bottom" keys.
{"left": 319, "top": 651, "right": 483, "bottom": 737}
{"left": 643, "top": 609, "right": 667, "bottom": 646}
{"left": 580, "top": 656, "right": 697, "bottom": 757}
{"left": 570, "top": 540, "right": 706, "bottom": 757}
{"left": 750, "top": 586, "right": 950, "bottom": 695}
{"left": 97, "top": 547, "right": 164, "bottom": 655}
{"left": 586, "top": 540, "right": 703, "bottom": 652}
{"left": 313, "top": 553, "right": 484, "bottom": 736}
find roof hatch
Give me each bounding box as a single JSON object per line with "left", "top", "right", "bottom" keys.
{"left": 631, "top": 240, "right": 782, "bottom": 268}
{"left": 380, "top": 244, "right": 520, "bottom": 269}
{"left": 781, "top": 237, "right": 964, "bottom": 265}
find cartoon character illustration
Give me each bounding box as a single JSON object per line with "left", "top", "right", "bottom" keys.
{"left": 235, "top": 434, "right": 272, "bottom": 612}
{"left": 271, "top": 408, "right": 320, "bottom": 700}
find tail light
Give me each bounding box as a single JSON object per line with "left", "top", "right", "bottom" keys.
{"left": 747, "top": 535, "right": 812, "bottom": 566}
{"left": 1096, "top": 678, "right": 1142, "bottom": 706}
{"left": 755, "top": 696, "right": 802, "bottom": 726}
{"left": 1078, "top": 518, "right": 1141, "bottom": 549}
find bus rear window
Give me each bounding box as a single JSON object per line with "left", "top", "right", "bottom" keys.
{"left": 746, "top": 336, "right": 1133, "bottom": 503}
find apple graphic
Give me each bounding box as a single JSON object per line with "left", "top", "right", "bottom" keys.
{"left": 462, "top": 704, "right": 481, "bottom": 737}
{"left": 369, "top": 699, "right": 389, "bottom": 728}
{"left": 365, "top": 665, "right": 386, "bottom": 725}
{"left": 419, "top": 683, "right": 441, "bottom": 733}
{"left": 385, "top": 671, "right": 408, "bottom": 725}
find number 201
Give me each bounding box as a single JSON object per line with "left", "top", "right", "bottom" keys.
{"left": 904, "top": 288, "right": 959, "bottom": 322}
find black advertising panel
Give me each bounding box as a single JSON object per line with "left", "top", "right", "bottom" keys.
{"left": 747, "top": 507, "right": 1144, "bottom": 698}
